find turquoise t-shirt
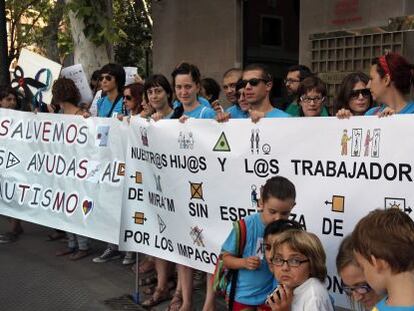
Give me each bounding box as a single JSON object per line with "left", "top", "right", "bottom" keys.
{"left": 226, "top": 104, "right": 249, "bottom": 119}
{"left": 173, "top": 96, "right": 211, "bottom": 109}
{"left": 183, "top": 104, "right": 216, "bottom": 119}
{"left": 221, "top": 213, "right": 275, "bottom": 305}
{"left": 365, "top": 101, "right": 414, "bottom": 115}
{"left": 373, "top": 297, "right": 414, "bottom": 311}
{"left": 97, "top": 95, "right": 123, "bottom": 118}
{"left": 266, "top": 107, "right": 291, "bottom": 118}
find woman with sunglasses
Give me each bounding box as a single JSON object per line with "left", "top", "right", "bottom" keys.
{"left": 336, "top": 236, "right": 381, "bottom": 310}
{"left": 97, "top": 63, "right": 125, "bottom": 118}
{"left": 296, "top": 76, "right": 330, "bottom": 117}
{"left": 335, "top": 72, "right": 373, "bottom": 116}
{"left": 123, "top": 82, "right": 154, "bottom": 118}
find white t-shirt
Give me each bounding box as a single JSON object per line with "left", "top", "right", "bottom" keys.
{"left": 89, "top": 90, "right": 102, "bottom": 117}
{"left": 291, "top": 278, "right": 334, "bottom": 311}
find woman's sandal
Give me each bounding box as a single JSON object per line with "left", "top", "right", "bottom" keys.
{"left": 143, "top": 278, "right": 177, "bottom": 295}
{"left": 141, "top": 287, "right": 171, "bottom": 307}
{"left": 138, "top": 274, "right": 157, "bottom": 287}
{"left": 166, "top": 291, "right": 182, "bottom": 311}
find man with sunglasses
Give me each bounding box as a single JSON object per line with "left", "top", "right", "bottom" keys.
{"left": 283, "top": 65, "right": 313, "bottom": 116}
{"left": 96, "top": 63, "right": 126, "bottom": 118}
{"left": 242, "top": 64, "right": 290, "bottom": 121}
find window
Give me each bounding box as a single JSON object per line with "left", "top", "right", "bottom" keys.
{"left": 261, "top": 16, "right": 283, "bottom": 47}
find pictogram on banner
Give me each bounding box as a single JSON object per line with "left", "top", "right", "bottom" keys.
{"left": 325, "top": 195, "right": 345, "bottom": 213}
{"left": 190, "top": 182, "right": 204, "bottom": 200}
{"left": 133, "top": 212, "right": 147, "bottom": 225}
{"left": 213, "top": 132, "right": 231, "bottom": 152}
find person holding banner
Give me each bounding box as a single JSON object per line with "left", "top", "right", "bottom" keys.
{"left": 336, "top": 236, "right": 381, "bottom": 310}
{"left": 167, "top": 63, "right": 216, "bottom": 311}
{"left": 241, "top": 64, "right": 290, "bottom": 122}
{"left": 334, "top": 72, "right": 373, "bottom": 117}
{"left": 365, "top": 53, "right": 414, "bottom": 115}
{"left": 51, "top": 78, "right": 92, "bottom": 260}
{"left": 97, "top": 63, "right": 126, "bottom": 118}
{"left": 296, "top": 76, "right": 330, "bottom": 117}
{"left": 138, "top": 74, "right": 177, "bottom": 307}
{"left": 0, "top": 85, "right": 26, "bottom": 244}
{"left": 221, "top": 176, "right": 296, "bottom": 311}
{"left": 337, "top": 53, "right": 414, "bottom": 118}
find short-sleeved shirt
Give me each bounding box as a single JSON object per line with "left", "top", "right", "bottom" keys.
{"left": 97, "top": 95, "right": 123, "bottom": 118}
{"left": 266, "top": 107, "right": 291, "bottom": 118}
{"left": 291, "top": 278, "right": 334, "bottom": 311}
{"left": 226, "top": 104, "right": 249, "bottom": 119}
{"left": 183, "top": 104, "right": 216, "bottom": 119}
{"left": 373, "top": 297, "right": 414, "bottom": 311}
{"left": 365, "top": 101, "right": 414, "bottom": 115}
{"left": 173, "top": 96, "right": 211, "bottom": 109}
{"left": 221, "top": 213, "right": 274, "bottom": 305}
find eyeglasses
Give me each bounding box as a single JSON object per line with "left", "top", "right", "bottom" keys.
{"left": 341, "top": 282, "right": 372, "bottom": 296}
{"left": 300, "top": 96, "right": 325, "bottom": 104}
{"left": 271, "top": 257, "right": 309, "bottom": 267}
{"left": 124, "top": 95, "right": 132, "bottom": 101}
{"left": 284, "top": 78, "right": 301, "bottom": 84}
{"left": 241, "top": 78, "right": 269, "bottom": 87}
{"left": 99, "top": 75, "right": 113, "bottom": 82}
{"left": 350, "top": 88, "right": 371, "bottom": 99}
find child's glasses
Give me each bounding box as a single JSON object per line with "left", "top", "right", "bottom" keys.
{"left": 341, "top": 282, "right": 372, "bottom": 295}
{"left": 271, "top": 257, "right": 309, "bottom": 267}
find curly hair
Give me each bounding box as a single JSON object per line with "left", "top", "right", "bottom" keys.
{"left": 52, "top": 78, "right": 81, "bottom": 106}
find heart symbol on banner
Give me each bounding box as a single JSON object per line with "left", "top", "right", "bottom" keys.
{"left": 82, "top": 200, "right": 94, "bottom": 216}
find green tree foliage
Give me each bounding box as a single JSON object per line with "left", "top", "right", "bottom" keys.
{"left": 113, "top": 0, "right": 152, "bottom": 75}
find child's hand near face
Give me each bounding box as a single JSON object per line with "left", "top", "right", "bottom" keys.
{"left": 267, "top": 285, "right": 293, "bottom": 311}
{"left": 244, "top": 256, "right": 261, "bottom": 270}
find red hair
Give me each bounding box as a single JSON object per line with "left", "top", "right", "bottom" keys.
{"left": 373, "top": 53, "right": 414, "bottom": 95}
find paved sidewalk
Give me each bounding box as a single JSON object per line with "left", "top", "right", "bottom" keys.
{"left": 0, "top": 218, "right": 227, "bottom": 311}
{"left": 0, "top": 218, "right": 348, "bottom": 311}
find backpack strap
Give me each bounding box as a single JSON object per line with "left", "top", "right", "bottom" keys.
{"left": 106, "top": 94, "right": 123, "bottom": 117}
{"left": 228, "top": 219, "right": 247, "bottom": 311}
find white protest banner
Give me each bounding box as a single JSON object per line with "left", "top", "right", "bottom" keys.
{"left": 120, "top": 115, "right": 414, "bottom": 309}
{"left": 11, "top": 49, "right": 62, "bottom": 107}
{"left": 61, "top": 64, "right": 94, "bottom": 104}
{"left": 0, "top": 109, "right": 127, "bottom": 244}
{"left": 124, "top": 67, "right": 139, "bottom": 85}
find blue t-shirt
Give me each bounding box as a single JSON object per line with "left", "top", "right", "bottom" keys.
{"left": 265, "top": 107, "right": 291, "bottom": 118}
{"left": 173, "top": 96, "right": 211, "bottom": 109}
{"left": 373, "top": 297, "right": 414, "bottom": 311}
{"left": 183, "top": 104, "right": 216, "bottom": 119}
{"left": 97, "top": 95, "right": 123, "bottom": 118}
{"left": 226, "top": 104, "right": 249, "bottom": 119}
{"left": 221, "top": 213, "right": 275, "bottom": 305}
{"left": 365, "top": 101, "right": 414, "bottom": 116}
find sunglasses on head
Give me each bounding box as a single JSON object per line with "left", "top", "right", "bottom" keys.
{"left": 99, "top": 75, "right": 113, "bottom": 82}
{"left": 241, "top": 78, "right": 269, "bottom": 87}
{"left": 350, "top": 88, "right": 370, "bottom": 99}
{"left": 124, "top": 95, "right": 132, "bottom": 101}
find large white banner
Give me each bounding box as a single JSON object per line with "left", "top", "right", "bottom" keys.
{"left": 0, "top": 109, "right": 126, "bottom": 244}
{"left": 120, "top": 115, "right": 414, "bottom": 308}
